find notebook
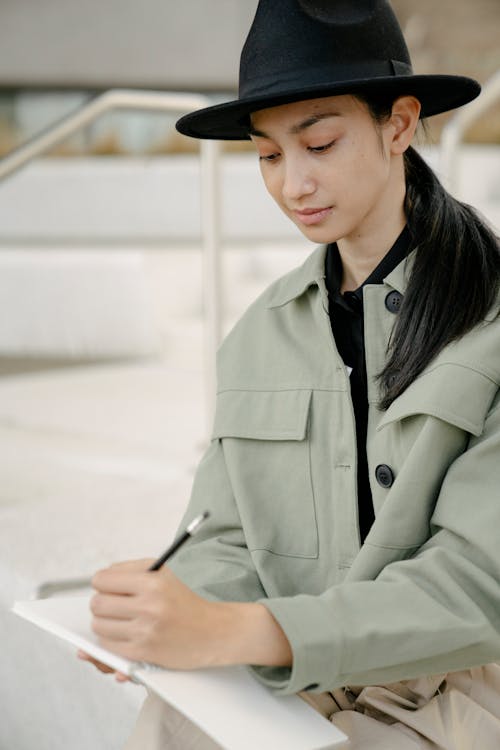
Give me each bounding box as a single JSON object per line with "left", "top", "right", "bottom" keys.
{"left": 13, "top": 595, "right": 347, "bottom": 750}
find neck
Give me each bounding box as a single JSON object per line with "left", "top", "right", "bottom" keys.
{"left": 337, "top": 160, "right": 407, "bottom": 292}
{"left": 338, "top": 214, "right": 406, "bottom": 292}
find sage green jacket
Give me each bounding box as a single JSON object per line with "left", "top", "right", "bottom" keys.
{"left": 169, "top": 244, "right": 500, "bottom": 696}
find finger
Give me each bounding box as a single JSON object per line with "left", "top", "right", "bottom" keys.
{"left": 90, "top": 593, "right": 137, "bottom": 620}
{"left": 108, "top": 559, "right": 155, "bottom": 571}
{"left": 77, "top": 649, "right": 89, "bottom": 660}
{"left": 77, "top": 650, "right": 116, "bottom": 674}
{"left": 77, "top": 650, "right": 131, "bottom": 682}
{"left": 115, "top": 672, "right": 131, "bottom": 683}
{"left": 97, "top": 636, "right": 142, "bottom": 663}
{"left": 92, "top": 615, "right": 135, "bottom": 642}
{"left": 92, "top": 569, "right": 150, "bottom": 595}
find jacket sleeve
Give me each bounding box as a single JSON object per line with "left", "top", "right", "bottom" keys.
{"left": 167, "top": 438, "right": 266, "bottom": 604}
{"left": 251, "top": 392, "right": 500, "bottom": 694}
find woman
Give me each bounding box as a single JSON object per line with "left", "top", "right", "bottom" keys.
{"left": 86, "top": 1, "right": 500, "bottom": 747}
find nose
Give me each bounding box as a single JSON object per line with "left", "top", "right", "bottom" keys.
{"left": 282, "top": 157, "right": 316, "bottom": 203}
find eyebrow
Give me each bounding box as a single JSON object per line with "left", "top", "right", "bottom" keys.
{"left": 248, "top": 111, "right": 341, "bottom": 138}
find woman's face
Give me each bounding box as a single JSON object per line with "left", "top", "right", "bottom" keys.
{"left": 249, "top": 95, "right": 405, "bottom": 245}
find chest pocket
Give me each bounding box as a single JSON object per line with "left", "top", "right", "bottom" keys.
{"left": 366, "top": 364, "right": 497, "bottom": 551}
{"left": 213, "top": 389, "right": 318, "bottom": 558}
{"left": 376, "top": 363, "right": 496, "bottom": 436}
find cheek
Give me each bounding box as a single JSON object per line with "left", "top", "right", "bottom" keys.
{"left": 337, "top": 147, "right": 389, "bottom": 204}
{"left": 260, "top": 167, "right": 285, "bottom": 206}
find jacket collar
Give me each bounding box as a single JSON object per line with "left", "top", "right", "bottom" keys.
{"left": 382, "top": 248, "right": 416, "bottom": 294}
{"left": 266, "top": 244, "right": 327, "bottom": 308}
{"left": 266, "top": 244, "right": 417, "bottom": 309}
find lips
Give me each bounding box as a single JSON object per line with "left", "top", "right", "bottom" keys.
{"left": 292, "top": 206, "right": 332, "bottom": 226}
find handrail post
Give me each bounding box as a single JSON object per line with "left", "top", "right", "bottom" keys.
{"left": 0, "top": 89, "right": 224, "bottom": 440}
{"left": 200, "top": 139, "right": 222, "bottom": 435}
{"left": 440, "top": 70, "right": 500, "bottom": 196}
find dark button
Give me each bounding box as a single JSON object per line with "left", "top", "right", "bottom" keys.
{"left": 343, "top": 291, "right": 362, "bottom": 312}
{"left": 375, "top": 464, "right": 394, "bottom": 488}
{"left": 385, "top": 290, "right": 403, "bottom": 314}
{"left": 304, "top": 683, "right": 319, "bottom": 691}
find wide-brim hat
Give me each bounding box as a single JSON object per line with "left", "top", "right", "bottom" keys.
{"left": 176, "top": 0, "right": 480, "bottom": 141}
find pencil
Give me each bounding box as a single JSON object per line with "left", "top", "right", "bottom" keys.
{"left": 148, "top": 511, "right": 210, "bottom": 571}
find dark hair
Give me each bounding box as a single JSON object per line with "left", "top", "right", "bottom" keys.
{"left": 357, "top": 92, "right": 500, "bottom": 410}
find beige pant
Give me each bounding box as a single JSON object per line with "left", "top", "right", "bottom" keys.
{"left": 125, "top": 663, "right": 500, "bottom": 749}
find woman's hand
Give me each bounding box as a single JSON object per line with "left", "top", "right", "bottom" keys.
{"left": 77, "top": 650, "right": 130, "bottom": 682}
{"left": 90, "top": 558, "right": 228, "bottom": 669}
{"left": 89, "top": 558, "right": 292, "bottom": 671}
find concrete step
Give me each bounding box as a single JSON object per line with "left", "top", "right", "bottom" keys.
{"left": 0, "top": 148, "right": 497, "bottom": 243}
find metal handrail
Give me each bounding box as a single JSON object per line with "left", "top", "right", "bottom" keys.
{"left": 0, "top": 88, "right": 222, "bottom": 433}
{"left": 440, "top": 69, "right": 500, "bottom": 196}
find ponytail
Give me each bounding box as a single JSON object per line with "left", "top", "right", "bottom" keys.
{"left": 356, "top": 92, "right": 500, "bottom": 410}
{"left": 379, "top": 145, "right": 500, "bottom": 409}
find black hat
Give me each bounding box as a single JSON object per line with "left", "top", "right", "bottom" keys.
{"left": 176, "top": 0, "right": 480, "bottom": 140}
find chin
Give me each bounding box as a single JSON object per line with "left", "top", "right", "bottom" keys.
{"left": 296, "top": 223, "right": 342, "bottom": 245}
{"left": 287, "top": 211, "right": 347, "bottom": 245}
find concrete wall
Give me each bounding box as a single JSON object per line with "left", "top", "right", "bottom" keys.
{"left": 0, "top": 148, "right": 498, "bottom": 244}
{"left": 0, "top": 146, "right": 497, "bottom": 360}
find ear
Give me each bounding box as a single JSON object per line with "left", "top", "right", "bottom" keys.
{"left": 388, "top": 96, "right": 421, "bottom": 155}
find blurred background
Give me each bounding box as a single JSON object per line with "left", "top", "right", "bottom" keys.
{"left": 0, "top": 2, "right": 499, "bottom": 750}
{"left": 1, "top": 0, "right": 499, "bottom": 156}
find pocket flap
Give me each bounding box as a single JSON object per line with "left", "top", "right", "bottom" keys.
{"left": 376, "top": 364, "right": 496, "bottom": 436}
{"left": 213, "top": 389, "right": 312, "bottom": 441}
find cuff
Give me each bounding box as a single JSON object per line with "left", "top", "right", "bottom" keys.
{"left": 249, "top": 594, "right": 343, "bottom": 695}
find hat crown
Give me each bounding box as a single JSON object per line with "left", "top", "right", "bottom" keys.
{"left": 239, "top": 0, "right": 412, "bottom": 99}
{"left": 175, "top": 0, "right": 480, "bottom": 139}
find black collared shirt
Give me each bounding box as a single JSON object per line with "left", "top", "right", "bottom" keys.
{"left": 325, "top": 226, "right": 411, "bottom": 542}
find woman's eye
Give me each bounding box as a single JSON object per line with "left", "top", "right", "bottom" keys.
{"left": 259, "top": 153, "right": 280, "bottom": 162}
{"left": 308, "top": 140, "right": 336, "bottom": 153}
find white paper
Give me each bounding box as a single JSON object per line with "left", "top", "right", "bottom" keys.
{"left": 13, "top": 596, "right": 134, "bottom": 676}
{"left": 13, "top": 596, "right": 348, "bottom": 750}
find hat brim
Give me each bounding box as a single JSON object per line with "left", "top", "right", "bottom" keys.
{"left": 176, "top": 74, "right": 480, "bottom": 140}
